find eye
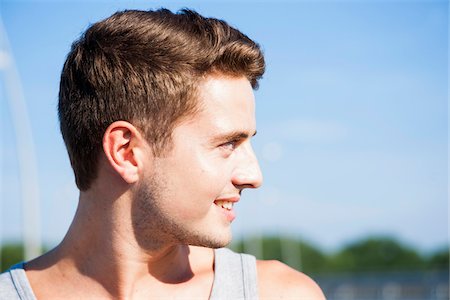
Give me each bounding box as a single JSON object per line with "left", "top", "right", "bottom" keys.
{"left": 220, "top": 140, "right": 239, "bottom": 152}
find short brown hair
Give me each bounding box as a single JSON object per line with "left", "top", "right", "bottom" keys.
{"left": 58, "top": 8, "right": 265, "bottom": 191}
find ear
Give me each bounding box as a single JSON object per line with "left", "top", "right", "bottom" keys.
{"left": 102, "top": 121, "right": 147, "bottom": 184}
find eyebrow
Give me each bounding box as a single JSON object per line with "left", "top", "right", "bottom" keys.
{"left": 210, "top": 130, "right": 257, "bottom": 144}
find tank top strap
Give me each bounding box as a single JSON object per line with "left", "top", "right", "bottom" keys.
{"left": 210, "top": 248, "right": 258, "bottom": 299}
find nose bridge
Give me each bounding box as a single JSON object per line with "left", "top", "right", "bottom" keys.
{"left": 233, "top": 142, "right": 263, "bottom": 189}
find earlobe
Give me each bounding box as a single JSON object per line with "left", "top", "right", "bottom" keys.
{"left": 103, "top": 121, "right": 143, "bottom": 184}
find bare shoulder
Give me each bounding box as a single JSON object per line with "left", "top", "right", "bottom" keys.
{"left": 257, "top": 259, "right": 325, "bottom": 299}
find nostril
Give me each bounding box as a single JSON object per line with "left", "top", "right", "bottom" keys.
{"left": 231, "top": 166, "right": 263, "bottom": 189}
{"left": 234, "top": 183, "right": 257, "bottom": 190}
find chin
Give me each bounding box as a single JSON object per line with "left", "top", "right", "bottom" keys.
{"left": 184, "top": 229, "right": 232, "bottom": 249}
{"left": 189, "top": 239, "right": 230, "bottom": 249}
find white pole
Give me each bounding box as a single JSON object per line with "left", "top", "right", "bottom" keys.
{"left": 0, "top": 64, "right": 3, "bottom": 271}
{"left": 0, "top": 17, "right": 41, "bottom": 261}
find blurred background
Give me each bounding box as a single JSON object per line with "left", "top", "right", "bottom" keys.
{"left": 0, "top": 0, "right": 448, "bottom": 299}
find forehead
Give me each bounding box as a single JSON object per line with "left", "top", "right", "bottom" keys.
{"left": 173, "top": 75, "right": 256, "bottom": 141}
{"left": 197, "top": 74, "right": 255, "bottom": 123}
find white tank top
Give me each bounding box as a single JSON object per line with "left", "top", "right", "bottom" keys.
{"left": 210, "top": 248, "right": 259, "bottom": 299}
{"left": 0, "top": 248, "right": 258, "bottom": 299}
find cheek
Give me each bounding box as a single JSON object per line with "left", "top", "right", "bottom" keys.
{"left": 171, "top": 166, "right": 229, "bottom": 218}
{"left": 157, "top": 148, "right": 233, "bottom": 218}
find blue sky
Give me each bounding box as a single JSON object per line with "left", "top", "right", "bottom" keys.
{"left": 0, "top": 0, "right": 448, "bottom": 253}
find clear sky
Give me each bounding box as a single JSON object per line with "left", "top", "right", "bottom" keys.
{"left": 0, "top": 0, "right": 448, "bottom": 254}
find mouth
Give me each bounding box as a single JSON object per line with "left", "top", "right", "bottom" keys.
{"left": 214, "top": 200, "right": 234, "bottom": 210}
{"left": 213, "top": 197, "right": 239, "bottom": 222}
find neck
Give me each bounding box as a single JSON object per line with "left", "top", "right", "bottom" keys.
{"left": 27, "top": 190, "right": 214, "bottom": 299}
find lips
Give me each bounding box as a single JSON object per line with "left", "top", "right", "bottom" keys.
{"left": 214, "top": 200, "right": 233, "bottom": 210}
{"left": 214, "top": 196, "right": 239, "bottom": 222}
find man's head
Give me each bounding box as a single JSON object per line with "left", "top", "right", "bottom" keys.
{"left": 133, "top": 74, "right": 263, "bottom": 249}
{"left": 58, "top": 8, "right": 265, "bottom": 191}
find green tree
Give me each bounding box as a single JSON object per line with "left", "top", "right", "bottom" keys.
{"left": 329, "top": 236, "right": 425, "bottom": 272}
{"left": 296, "top": 239, "right": 328, "bottom": 274}
{"left": 1, "top": 243, "right": 24, "bottom": 273}
{"left": 426, "top": 247, "right": 449, "bottom": 270}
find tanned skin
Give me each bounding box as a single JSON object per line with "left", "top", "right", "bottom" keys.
{"left": 25, "top": 75, "right": 325, "bottom": 299}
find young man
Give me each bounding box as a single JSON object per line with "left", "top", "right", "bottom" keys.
{"left": 0, "top": 9, "right": 324, "bottom": 299}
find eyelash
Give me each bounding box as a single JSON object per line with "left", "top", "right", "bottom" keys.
{"left": 220, "top": 140, "right": 239, "bottom": 151}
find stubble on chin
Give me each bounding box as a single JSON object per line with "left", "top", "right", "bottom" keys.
{"left": 130, "top": 175, "right": 230, "bottom": 251}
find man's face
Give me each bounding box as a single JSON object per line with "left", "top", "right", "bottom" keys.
{"left": 132, "top": 75, "right": 262, "bottom": 249}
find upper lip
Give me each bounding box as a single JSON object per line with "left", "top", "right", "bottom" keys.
{"left": 215, "top": 196, "right": 240, "bottom": 203}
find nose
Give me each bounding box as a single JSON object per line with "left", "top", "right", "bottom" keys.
{"left": 232, "top": 143, "right": 263, "bottom": 189}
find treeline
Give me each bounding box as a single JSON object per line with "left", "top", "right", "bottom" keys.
{"left": 229, "top": 236, "right": 448, "bottom": 275}
{"left": 1, "top": 236, "right": 448, "bottom": 274}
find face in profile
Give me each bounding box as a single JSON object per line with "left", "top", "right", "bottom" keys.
{"left": 131, "top": 75, "right": 263, "bottom": 250}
